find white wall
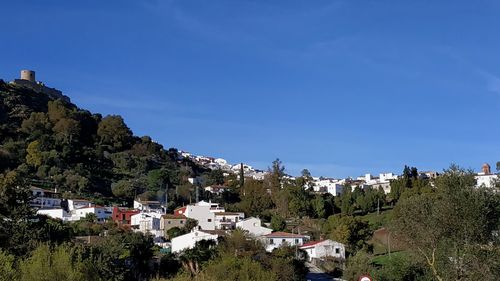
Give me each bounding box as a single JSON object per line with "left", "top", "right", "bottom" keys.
{"left": 214, "top": 213, "right": 244, "bottom": 230}
{"left": 37, "top": 209, "right": 70, "bottom": 221}
{"left": 301, "top": 240, "right": 345, "bottom": 261}
{"left": 236, "top": 217, "right": 272, "bottom": 237}
{"left": 131, "top": 213, "right": 162, "bottom": 230}
{"left": 262, "top": 236, "right": 308, "bottom": 252}
{"left": 476, "top": 174, "right": 497, "bottom": 188}
{"left": 72, "top": 207, "right": 111, "bottom": 222}
{"left": 185, "top": 206, "right": 216, "bottom": 230}
{"left": 171, "top": 230, "right": 219, "bottom": 253}
{"left": 67, "top": 199, "right": 92, "bottom": 211}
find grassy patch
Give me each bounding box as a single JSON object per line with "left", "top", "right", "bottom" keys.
{"left": 371, "top": 251, "right": 409, "bottom": 266}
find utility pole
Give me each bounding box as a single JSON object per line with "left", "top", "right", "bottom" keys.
{"left": 377, "top": 197, "right": 380, "bottom": 215}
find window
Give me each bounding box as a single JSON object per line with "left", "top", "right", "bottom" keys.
{"left": 282, "top": 239, "right": 286, "bottom": 243}
{"left": 167, "top": 221, "right": 171, "bottom": 224}
{"left": 295, "top": 239, "right": 299, "bottom": 244}
{"left": 335, "top": 248, "right": 340, "bottom": 254}
{"left": 121, "top": 214, "right": 126, "bottom": 220}
{"left": 180, "top": 220, "right": 184, "bottom": 224}
{"left": 270, "top": 239, "right": 274, "bottom": 244}
{"left": 208, "top": 219, "right": 212, "bottom": 222}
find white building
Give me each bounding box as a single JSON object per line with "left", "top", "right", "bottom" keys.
{"left": 37, "top": 208, "right": 71, "bottom": 221}
{"left": 214, "top": 212, "right": 245, "bottom": 230}
{"left": 300, "top": 239, "right": 346, "bottom": 261}
{"left": 171, "top": 229, "right": 220, "bottom": 253}
{"left": 131, "top": 212, "right": 163, "bottom": 237}
{"left": 260, "top": 232, "right": 310, "bottom": 252}
{"left": 67, "top": 199, "right": 93, "bottom": 211}
{"left": 72, "top": 206, "right": 112, "bottom": 222}
{"left": 326, "top": 184, "right": 344, "bottom": 196}
{"left": 183, "top": 205, "right": 216, "bottom": 230}
{"left": 236, "top": 217, "right": 272, "bottom": 237}
{"left": 204, "top": 185, "right": 229, "bottom": 195}
{"left": 476, "top": 173, "right": 498, "bottom": 188}
{"left": 312, "top": 179, "right": 344, "bottom": 196}
{"left": 31, "top": 187, "right": 61, "bottom": 209}
{"left": 133, "top": 200, "right": 163, "bottom": 213}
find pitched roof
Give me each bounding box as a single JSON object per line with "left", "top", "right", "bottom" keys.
{"left": 300, "top": 240, "right": 325, "bottom": 248}
{"left": 264, "top": 232, "right": 308, "bottom": 238}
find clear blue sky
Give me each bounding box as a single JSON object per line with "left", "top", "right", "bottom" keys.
{"left": 1, "top": 0, "right": 499, "bottom": 178}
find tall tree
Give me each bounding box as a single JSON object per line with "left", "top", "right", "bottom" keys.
{"left": 392, "top": 165, "right": 500, "bottom": 281}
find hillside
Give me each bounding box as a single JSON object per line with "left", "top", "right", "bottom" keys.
{"left": 0, "top": 79, "right": 208, "bottom": 205}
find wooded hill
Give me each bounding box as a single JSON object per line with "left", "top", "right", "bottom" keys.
{"left": 0, "top": 79, "right": 208, "bottom": 205}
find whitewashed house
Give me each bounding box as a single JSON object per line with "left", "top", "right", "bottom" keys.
{"left": 30, "top": 187, "right": 61, "bottom": 209}
{"left": 183, "top": 205, "right": 216, "bottom": 230}
{"left": 174, "top": 201, "right": 228, "bottom": 230}
{"left": 214, "top": 212, "right": 245, "bottom": 230}
{"left": 131, "top": 212, "right": 163, "bottom": 237}
{"left": 133, "top": 200, "right": 163, "bottom": 213}
{"left": 67, "top": 199, "right": 93, "bottom": 211}
{"left": 476, "top": 173, "right": 497, "bottom": 188}
{"left": 171, "top": 229, "right": 220, "bottom": 253}
{"left": 236, "top": 217, "right": 272, "bottom": 237}
{"left": 261, "top": 232, "right": 310, "bottom": 252}
{"left": 300, "top": 239, "right": 346, "bottom": 261}
{"left": 37, "top": 208, "right": 71, "bottom": 221}
{"left": 72, "top": 206, "right": 112, "bottom": 222}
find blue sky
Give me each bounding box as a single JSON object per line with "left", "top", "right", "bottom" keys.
{"left": 1, "top": 0, "right": 500, "bottom": 177}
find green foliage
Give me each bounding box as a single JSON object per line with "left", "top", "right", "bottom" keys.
{"left": 343, "top": 250, "right": 375, "bottom": 281}
{"left": 311, "top": 194, "right": 326, "bottom": 218}
{"left": 200, "top": 256, "right": 278, "bottom": 281}
{"left": 270, "top": 214, "right": 286, "bottom": 231}
{"left": 0, "top": 82, "right": 207, "bottom": 200}
{"left": 392, "top": 165, "right": 500, "bottom": 280}
{"left": 205, "top": 169, "right": 225, "bottom": 186}
{"left": 372, "top": 252, "right": 431, "bottom": 281}
{"left": 97, "top": 115, "right": 132, "bottom": 151}
{"left": 0, "top": 250, "right": 17, "bottom": 281}
{"left": 322, "top": 215, "right": 373, "bottom": 255}
{"left": 19, "top": 244, "right": 85, "bottom": 281}
{"left": 237, "top": 179, "right": 274, "bottom": 217}
{"left": 167, "top": 227, "right": 183, "bottom": 239}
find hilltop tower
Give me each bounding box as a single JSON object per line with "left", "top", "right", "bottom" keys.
{"left": 10, "top": 69, "right": 70, "bottom": 102}
{"left": 20, "top": 70, "right": 36, "bottom": 83}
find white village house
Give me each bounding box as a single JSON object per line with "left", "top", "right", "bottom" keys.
{"left": 171, "top": 229, "right": 221, "bottom": 253}
{"left": 300, "top": 239, "right": 346, "bottom": 261}
{"left": 72, "top": 206, "right": 112, "bottom": 222}
{"left": 37, "top": 208, "right": 72, "bottom": 221}
{"left": 174, "top": 201, "right": 226, "bottom": 230}
{"left": 214, "top": 212, "right": 245, "bottom": 230}
{"left": 235, "top": 217, "right": 272, "bottom": 237}
{"left": 130, "top": 212, "right": 163, "bottom": 238}
{"left": 30, "top": 187, "right": 61, "bottom": 209}
{"left": 260, "top": 231, "right": 310, "bottom": 252}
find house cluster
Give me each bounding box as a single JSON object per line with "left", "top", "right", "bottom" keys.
{"left": 310, "top": 172, "right": 399, "bottom": 196}
{"left": 169, "top": 201, "right": 346, "bottom": 262}
{"left": 180, "top": 151, "right": 267, "bottom": 180}
{"left": 31, "top": 189, "right": 346, "bottom": 261}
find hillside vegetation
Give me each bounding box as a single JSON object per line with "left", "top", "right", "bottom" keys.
{"left": 0, "top": 80, "right": 206, "bottom": 205}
